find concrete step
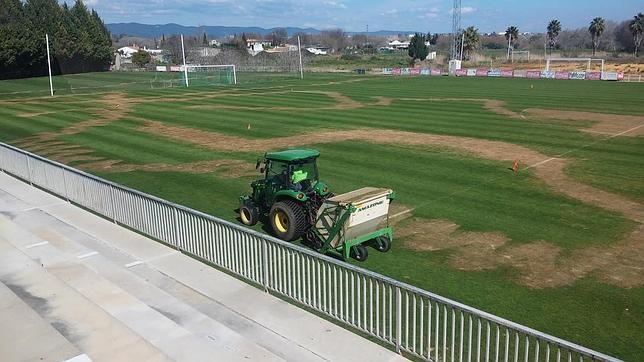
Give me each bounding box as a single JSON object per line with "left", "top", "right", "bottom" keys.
{"left": 0, "top": 232, "right": 170, "bottom": 362}
{"left": 0, "top": 212, "right": 282, "bottom": 362}
{"left": 0, "top": 280, "right": 82, "bottom": 362}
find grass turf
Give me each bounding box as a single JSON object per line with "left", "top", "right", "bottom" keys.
{"left": 0, "top": 71, "right": 642, "bottom": 360}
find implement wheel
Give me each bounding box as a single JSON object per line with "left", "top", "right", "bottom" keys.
{"left": 351, "top": 244, "right": 368, "bottom": 262}
{"left": 372, "top": 235, "right": 392, "bottom": 253}
{"left": 269, "top": 200, "right": 308, "bottom": 241}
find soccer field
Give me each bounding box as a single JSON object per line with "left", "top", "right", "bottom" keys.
{"left": 1, "top": 72, "right": 642, "bottom": 360}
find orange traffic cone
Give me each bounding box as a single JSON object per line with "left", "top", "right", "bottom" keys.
{"left": 512, "top": 160, "right": 519, "bottom": 174}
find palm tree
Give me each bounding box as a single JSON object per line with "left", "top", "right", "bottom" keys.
{"left": 461, "top": 26, "right": 480, "bottom": 60}
{"left": 630, "top": 13, "right": 643, "bottom": 57}
{"left": 588, "top": 17, "right": 605, "bottom": 56}
{"left": 505, "top": 26, "right": 519, "bottom": 48}
{"left": 547, "top": 20, "right": 561, "bottom": 53}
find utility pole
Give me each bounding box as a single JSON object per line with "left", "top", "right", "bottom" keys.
{"left": 450, "top": 0, "right": 462, "bottom": 60}
{"left": 507, "top": 34, "right": 512, "bottom": 61}
{"left": 366, "top": 24, "right": 369, "bottom": 45}
{"left": 460, "top": 32, "right": 465, "bottom": 61}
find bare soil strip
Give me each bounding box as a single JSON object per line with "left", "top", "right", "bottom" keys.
{"left": 78, "top": 159, "right": 257, "bottom": 178}
{"left": 138, "top": 121, "right": 644, "bottom": 223}
{"left": 398, "top": 217, "right": 644, "bottom": 288}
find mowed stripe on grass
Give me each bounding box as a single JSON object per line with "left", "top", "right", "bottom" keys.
{"left": 0, "top": 72, "right": 642, "bottom": 360}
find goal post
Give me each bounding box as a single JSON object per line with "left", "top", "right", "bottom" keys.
{"left": 151, "top": 64, "right": 237, "bottom": 89}
{"left": 510, "top": 50, "right": 530, "bottom": 63}
{"left": 545, "top": 58, "right": 605, "bottom": 72}
{"left": 184, "top": 64, "right": 237, "bottom": 86}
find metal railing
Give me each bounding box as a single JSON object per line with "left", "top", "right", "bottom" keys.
{"left": 0, "top": 141, "right": 621, "bottom": 362}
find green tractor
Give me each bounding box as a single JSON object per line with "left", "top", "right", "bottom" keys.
{"left": 239, "top": 149, "right": 395, "bottom": 261}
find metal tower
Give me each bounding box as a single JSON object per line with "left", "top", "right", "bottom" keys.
{"left": 450, "top": 0, "right": 462, "bottom": 60}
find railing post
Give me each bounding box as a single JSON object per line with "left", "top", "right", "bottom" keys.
{"left": 396, "top": 286, "right": 402, "bottom": 354}
{"left": 62, "top": 168, "right": 69, "bottom": 202}
{"left": 25, "top": 154, "right": 32, "bottom": 185}
{"left": 109, "top": 184, "right": 117, "bottom": 223}
{"left": 172, "top": 207, "right": 181, "bottom": 251}
{"left": 262, "top": 238, "right": 269, "bottom": 292}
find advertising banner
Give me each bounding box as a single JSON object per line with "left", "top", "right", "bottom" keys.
{"left": 382, "top": 68, "right": 392, "bottom": 75}
{"left": 487, "top": 69, "right": 501, "bottom": 77}
{"left": 420, "top": 68, "right": 431, "bottom": 75}
{"left": 392, "top": 68, "right": 401, "bottom": 75}
{"left": 555, "top": 71, "right": 570, "bottom": 80}
{"left": 501, "top": 70, "right": 514, "bottom": 77}
{"left": 513, "top": 70, "right": 526, "bottom": 78}
{"left": 570, "top": 71, "right": 586, "bottom": 80}
{"left": 526, "top": 70, "right": 541, "bottom": 79}
{"left": 618, "top": 72, "right": 625, "bottom": 81}
{"left": 586, "top": 72, "right": 601, "bottom": 80}
{"left": 601, "top": 72, "right": 618, "bottom": 81}
{"left": 431, "top": 68, "right": 442, "bottom": 76}
{"left": 410, "top": 68, "right": 421, "bottom": 75}
{"left": 466, "top": 68, "right": 477, "bottom": 77}
{"left": 170, "top": 66, "right": 182, "bottom": 72}
{"left": 401, "top": 68, "right": 411, "bottom": 75}
{"left": 456, "top": 69, "right": 467, "bottom": 76}
{"left": 540, "top": 71, "right": 555, "bottom": 79}
{"left": 155, "top": 65, "right": 168, "bottom": 72}
{"left": 476, "top": 68, "right": 488, "bottom": 77}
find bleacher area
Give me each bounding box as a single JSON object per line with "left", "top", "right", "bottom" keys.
{"left": 0, "top": 171, "right": 404, "bottom": 362}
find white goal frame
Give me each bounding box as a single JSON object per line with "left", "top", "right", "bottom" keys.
{"left": 510, "top": 50, "right": 530, "bottom": 63}
{"left": 185, "top": 64, "right": 237, "bottom": 85}
{"left": 545, "top": 58, "right": 604, "bottom": 72}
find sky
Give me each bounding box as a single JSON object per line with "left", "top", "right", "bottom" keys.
{"left": 88, "top": 0, "right": 643, "bottom": 32}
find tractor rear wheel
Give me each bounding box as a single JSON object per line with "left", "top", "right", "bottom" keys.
{"left": 239, "top": 204, "right": 258, "bottom": 226}
{"left": 269, "top": 200, "right": 308, "bottom": 241}
{"left": 351, "top": 244, "right": 368, "bottom": 262}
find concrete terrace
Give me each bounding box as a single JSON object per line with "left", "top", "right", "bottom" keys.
{"left": 0, "top": 171, "right": 407, "bottom": 362}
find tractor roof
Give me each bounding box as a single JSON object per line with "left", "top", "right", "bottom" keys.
{"left": 265, "top": 149, "right": 320, "bottom": 162}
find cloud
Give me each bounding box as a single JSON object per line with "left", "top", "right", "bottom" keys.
{"left": 462, "top": 6, "right": 476, "bottom": 14}
{"left": 323, "top": 1, "right": 346, "bottom": 9}
{"left": 449, "top": 6, "right": 476, "bottom": 14}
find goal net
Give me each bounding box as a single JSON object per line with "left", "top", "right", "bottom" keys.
{"left": 545, "top": 58, "right": 605, "bottom": 72}
{"left": 151, "top": 64, "right": 237, "bottom": 89}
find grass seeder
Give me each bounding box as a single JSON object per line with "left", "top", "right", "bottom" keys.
{"left": 239, "top": 149, "right": 395, "bottom": 261}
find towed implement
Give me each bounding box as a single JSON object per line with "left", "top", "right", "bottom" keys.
{"left": 239, "top": 149, "right": 395, "bottom": 261}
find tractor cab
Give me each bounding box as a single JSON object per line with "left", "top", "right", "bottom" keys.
{"left": 263, "top": 149, "right": 321, "bottom": 193}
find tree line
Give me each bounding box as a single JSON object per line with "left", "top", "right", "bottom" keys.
{"left": 453, "top": 13, "right": 643, "bottom": 60}
{"left": 0, "top": 0, "right": 112, "bottom": 80}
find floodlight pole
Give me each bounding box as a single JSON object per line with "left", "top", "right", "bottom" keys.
{"left": 297, "top": 36, "right": 304, "bottom": 79}
{"left": 45, "top": 34, "right": 54, "bottom": 96}
{"left": 459, "top": 33, "right": 464, "bottom": 61}
{"left": 181, "top": 34, "right": 189, "bottom": 87}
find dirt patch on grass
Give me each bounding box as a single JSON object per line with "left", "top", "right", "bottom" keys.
{"left": 77, "top": 159, "right": 257, "bottom": 178}
{"left": 401, "top": 217, "right": 644, "bottom": 288}
{"left": 523, "top": 108, "right": 644, "bottom": 136}
{"left": 373, "top": 96, "right": 393, "bottom": 106}
{"left": 137, "top": 122, "right": 644, "bottom": 222}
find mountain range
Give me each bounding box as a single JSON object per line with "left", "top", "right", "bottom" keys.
{"left": 107, "top": 23, "right": 416, "bottom": 38}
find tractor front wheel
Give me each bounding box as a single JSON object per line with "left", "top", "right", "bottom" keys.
{"left": 239, "top": 204, "right": 259, "bottom": 226}
{"left": 269, "top": 200, "right": 308, "bottom": 242}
